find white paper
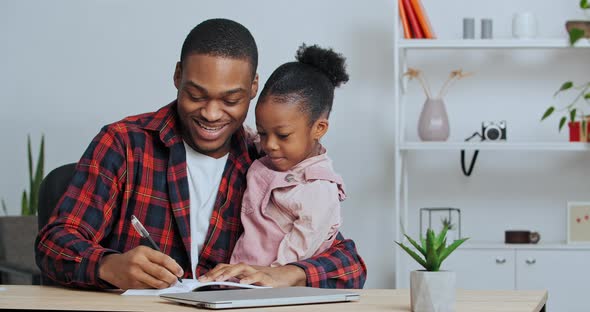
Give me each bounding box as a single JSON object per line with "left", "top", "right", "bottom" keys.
{"left": 121, "top": 279, "right": 269, "bottom": 296}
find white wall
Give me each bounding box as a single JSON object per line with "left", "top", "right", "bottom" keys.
{"left": 0, "top": 0, "right": 587, "bottom": 289}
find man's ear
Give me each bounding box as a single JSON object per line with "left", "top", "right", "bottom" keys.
{"left": 250, "top": 74, "right": 259, "bottom": 99}
{"left": 173, "top": 62, "right": 182, "bottom": 90}
{"left": 312, "top": 118, "right": 329, "bottom": 141}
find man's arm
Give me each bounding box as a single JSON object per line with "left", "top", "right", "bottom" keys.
{"left": 289, "top": 232, "right": 367, "bottom": 288}
{"left": 35, "top": 126, "right": 127, "bottom": 288}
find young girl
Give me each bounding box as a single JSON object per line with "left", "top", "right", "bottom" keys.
{"left": 230, "top": 44, "right": 349, "bottom": 267}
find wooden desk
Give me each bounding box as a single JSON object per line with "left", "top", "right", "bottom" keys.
{"left": 0, "top": 285, "right": 547, "bottom": 312}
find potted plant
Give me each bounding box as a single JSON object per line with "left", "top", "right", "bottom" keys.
{"left": 396, "top": 225, "right": 469, "bottom": 312}
{"left": 541, "top": 1, "right": 590, "bottom": 140}
{"left": 566, "top": 0, "right": 590, "bottom": 44}
{"left": 0, "top": 135, "right": 44, "bottom": 284}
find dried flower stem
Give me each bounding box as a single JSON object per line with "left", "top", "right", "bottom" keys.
{"left": 404, "top": 68, "right": 471, "bottom": 100}
{"left": 438, "top": 69, "right": 472, "bottom": 98}
{"left": 404, "top": 68, "right": 432, "bottom": 98}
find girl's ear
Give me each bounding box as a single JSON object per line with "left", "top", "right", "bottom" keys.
{"left": 312, "top": 118, "right": 329, "bottom": 141}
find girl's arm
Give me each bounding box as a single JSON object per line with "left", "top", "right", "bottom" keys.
{"left": 274, "top": 181, "right": 366, "bottom": 288}
{"left": 272, "top": 180, "right": 341, "bottom": 266}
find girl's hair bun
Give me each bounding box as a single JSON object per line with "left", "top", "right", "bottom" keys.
{"left": 295, "top": 44, "right": 349, "bottom": 87}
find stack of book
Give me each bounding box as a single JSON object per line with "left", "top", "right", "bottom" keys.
{"left": 398, "top": 0, "right": 435, "bottom": 39}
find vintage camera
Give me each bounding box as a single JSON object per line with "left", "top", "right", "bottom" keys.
{"left": 482, "top": 121, "right": 507, "bottom": 141}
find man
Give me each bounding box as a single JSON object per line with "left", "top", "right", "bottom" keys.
{"left": 35, "top": 18, "right": 366, "bottom": 290}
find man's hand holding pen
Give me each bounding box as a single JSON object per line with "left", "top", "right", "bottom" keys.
{"left": 97, "top": 215, "right": 183, "bottom": 290}
{"left": 98, "top": 246, "right": 185, "bottom": 290}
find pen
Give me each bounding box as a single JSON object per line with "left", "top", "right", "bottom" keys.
{"left": 131, "top": 215, "right": 182, "bottom": 284}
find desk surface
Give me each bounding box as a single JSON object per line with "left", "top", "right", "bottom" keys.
{"left": 0, "top": 285, "right": 547, "bottom": 312}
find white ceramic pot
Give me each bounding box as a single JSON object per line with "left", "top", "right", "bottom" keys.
{"left": 410, "top": 270, "right": 456, "bottom": 312}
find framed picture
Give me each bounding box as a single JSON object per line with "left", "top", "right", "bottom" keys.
{"left": 567, "top": 201, "right": 590, "bottom": 244}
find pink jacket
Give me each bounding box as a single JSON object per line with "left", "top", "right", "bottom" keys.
{"left": 230, "top": 148, "right": 346, "bottom": 267}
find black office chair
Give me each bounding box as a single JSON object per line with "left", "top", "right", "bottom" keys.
{"left": 37, "top": 163, "right": 77, "bottom": 285}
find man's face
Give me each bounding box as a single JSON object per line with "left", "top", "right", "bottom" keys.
{"left": 174, "top": 54, "right": 258, "bottom": 158}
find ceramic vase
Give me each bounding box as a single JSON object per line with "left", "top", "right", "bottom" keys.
{"left": 418, "top": 97, "right": 450, "bottom": 141}
{"left": 410, "top": 270, "right": 456, "bottom": 312}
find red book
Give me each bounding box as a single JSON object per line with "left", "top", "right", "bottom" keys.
{"left": 398, "top": 0, "right": 412, "bottom": 39}
{"left": 410, "top": 0, "right": 436, "bottom": 39}
{"left": 402, "top": 0, "right": 424, "bottom": 38}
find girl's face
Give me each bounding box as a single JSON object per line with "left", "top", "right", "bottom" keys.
{"left": 255, "top": 96, "right": 328, "bottom": 172}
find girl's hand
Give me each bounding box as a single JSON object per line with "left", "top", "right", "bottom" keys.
{"left": 198, "top": 263, "right": 306, "bottom": 287}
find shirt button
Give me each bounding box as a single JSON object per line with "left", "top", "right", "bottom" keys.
{"left": 285, "top": 174, "right": 295, "bottom": 182}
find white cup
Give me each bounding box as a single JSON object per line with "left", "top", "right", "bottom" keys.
{"left": 512, "top": 12, "right": 537, "bottom": 39}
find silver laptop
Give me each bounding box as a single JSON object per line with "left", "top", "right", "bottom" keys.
{"left": 159, "top": 286, "right": 360, "bottom": 309}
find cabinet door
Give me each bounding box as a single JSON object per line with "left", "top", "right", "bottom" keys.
{"left": 398, "top": 249, "right": 515, "bottom": 290}
{"left": 516, "top": 249, "right": 590, "bottom": 312}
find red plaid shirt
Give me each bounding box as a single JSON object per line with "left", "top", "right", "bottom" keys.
{"left": 36, "top": 102, "right": 366, "bottom": 289}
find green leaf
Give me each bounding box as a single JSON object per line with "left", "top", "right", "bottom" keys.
{"left": 581, "top": 0, "right": 589, "bottom": 9}
{"left": 396, "top": 242, "right": 428, "bottom": 270}
{"left": 439, "top": 237, "right": 470, "bottom": 264}
{"left": 425, "top": 229, "right": 440, "bottom": 271}
{"left": 1, "top": 198, "right": 7, "bottom": 216}
{"left": 435, "top": 224, "right": 449, "bottom": 250}
{"left": 555, "top": 82, "right": 574, "bottom": 96}
{"left": 585, "top": 93, "right": 590, "bottom": 100}
{"left": 570, "top": 109, "right": 578, "bottom": 123}
{"left": 569, "top": 28, "right": 585, "bottom": 46}
{"left": 21, "top": 190, "right": 29, "bottom": 215}
{"left": 559, "top": 116, "right": 567, "bottom": 132}
{"left": 541, "top": 106, "right": 555, "bottom": 121}
{"left": 27, "top": 135, "right": 33, "bottom": 203}
{"left": 437, "top": 238, "right": 447, "bottom": 255}
{"left": 404, "top": 234, "right": 427, "bottom": 258}
{"left": 29, "top": 135, "right": 45, "bottom": 216}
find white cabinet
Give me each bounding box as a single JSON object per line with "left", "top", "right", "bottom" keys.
{"left": 400, "top": 246, "right": 590, "bottom": 311}
{"left": 516, "top": 249, "right": 590, "bottom": 312}
{"left": 399, "top": 248, "right": 514, "bottom": 290}
{"left": 446, "top": 249, "right": 515, "bottom": 290}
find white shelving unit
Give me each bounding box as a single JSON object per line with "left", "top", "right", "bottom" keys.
{"left": 400, "top": 142, "right": 590, "bottom": 151}
{"left": 392, "top": 4, "right": 590, "bottom": 289}
{"left": 398, "top": 38, "right": 590, "bottom": 49}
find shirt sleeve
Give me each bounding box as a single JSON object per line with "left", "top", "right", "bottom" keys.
{"left": 272, "top": 181, "right": 341, "bottom": 266}
{"left": 35, "top": 125, "right": 127, "bottom": 289}
{"left": 289, "top": 232, "right": 367, "bottom": 289}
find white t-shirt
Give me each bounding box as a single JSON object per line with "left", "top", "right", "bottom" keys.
{"left": 183, "top": 141, "right": 228, "bottom": 279}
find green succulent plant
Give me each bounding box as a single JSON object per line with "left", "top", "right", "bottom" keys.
{"left": 396, "top": 225, "right": 469, "bottom": 272}
{"left": 541, "top": 1, "right": 590, "bottom": 132}
{"left": 1, "top": 134, "right": 45, "bottom": 216}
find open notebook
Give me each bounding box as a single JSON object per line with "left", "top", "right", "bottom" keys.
{"left": 122, "top": 279, "right": 269, "bottom": 296}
